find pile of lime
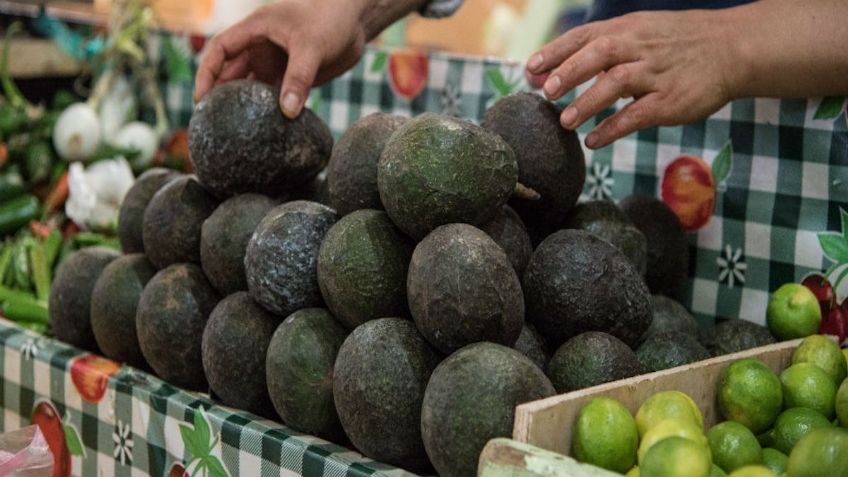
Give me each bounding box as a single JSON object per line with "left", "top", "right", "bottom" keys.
{"left": 571, "top": 335, "right": 848, "bottom": 477}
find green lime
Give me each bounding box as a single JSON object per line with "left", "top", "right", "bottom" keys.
{"left": 717, "top": 358, "right": 783, "bottom": 434}
{"left": 836, "top": 378, "right": 848, "bottom": 427}
{"left": 771, "top": 407, "right": 833, "bottom": 454}
{"left": 641, "top": 436, "right": 711, "bottom": 477}
{"left": 626, "top": 466, "right": 640, "bottom": 477}
{"left": 708, "top": 421, "right": 763, "bottom": 473}
{"left": 842, "top": 348, "right": 848, "bottom": 370}
{"left": 767, "top": 284, "right": 821, "bottom": 341}
{"left": 638, "top": 418, "right": 708, "bottom": 463}
{"left": 727, "top": 466, "right": 778, "bottom": 477}
{"left": 711, "top": 464, "right": 729, "bottom": 477}
{"left": 572, "top": 397, "right": 639, "bottom": 473}
{"left": 791, "top": 335, "right": 847, "bottom": 384}
{"left": 636, "top": 390, "right": 704, "bottom": 437}
{"left": 786, "top": 427, "right": 848, "bottom": 477}
{"left": 780, "top": 364, "right": 838, "bottom": 419}
{"left": 762, "top": 448, "right": 789, "bottom": 475}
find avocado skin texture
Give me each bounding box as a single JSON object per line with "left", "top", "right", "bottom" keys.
{"left": 563, "top": 200, "right": 648, "bottom": 275}
{"left": 90, "top": 254, "right": 156, "bottom": 368}
{"left": 421, "top": 342, "right": 555, "bottom": 477}
{"left": 378, "top": 113, "right": 518, "bottom": 240}
{"left": 640, "top": 295, "right": 700, "bottom": 344}
{"left": 201, "top": 193, "right": 276, "bottom": 296}
{"left": 547, "top": 331, "right": 643, "bottom": 393}
{"left": 333, "top": 318, "right": 440, "bottom": 471}
{"left": 245, "top": 201, "right": 338, "bottom": 317}
{"left": 479, "top": 205, "right": 533, "bottom": 277}
{"left": 408, "top": 224, "right": 524, "bottom": 354}
{"left": 266, "top": 308, "right": 348, "bottom": 438}
{"left": 620, "top": 194, "right": 690, "bottom": 300}
{"left": 482, "top": 92, "right": 586, "bottom": 245}
{"left": 50, "top": 247, "right": 120, "bottom": 352}
{"left": 118, "top": 168, "right": 181, "bottom": 254}
{"left": 188, "top": 79, "right": 332, "bottom": 198}
{"left": 523, "top": 229, "right": 652, "bottom": 349}
{"left": 142, "top": 176, "right": 219, "bottom": 269}
{"left": 701, "top": 319, "right": 776, "bottom": 357}
{"left": 317, "top": 209, "right": 412, "bottom": 329}
{"left": 636, "top": 331, "right": 711, "bottom": 372}
{"left": 328, "top": 113, "right": 407, "bottom": 215}
{"left": 136, "top": 263, "right": 220, "bottom": 391}
{"left": 513, "top": 324, "right": 549, "bottom": 370}
{"left": 202, "top": 292, "right": 278, "bottom": 418}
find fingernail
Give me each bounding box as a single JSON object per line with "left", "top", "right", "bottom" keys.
{"left": 527, "top": 54, "right": 543, "bottom": 71}
{"left": 544, "top": 75, "right": 561, "bottom": 97}
{"left": 561, "top": 107, "right": 578, "bottom": 128}
{"left": 586, "top": 132, "right": 600, "bottom": 149}
{"left": 281, "top": 92, "right": 301, "bottom": 118}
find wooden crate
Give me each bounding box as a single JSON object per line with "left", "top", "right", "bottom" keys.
{"left": 512, "top": 338, "right": 804, "bottom": 456}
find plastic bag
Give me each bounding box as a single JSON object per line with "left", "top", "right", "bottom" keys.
{"left": 0, "top": 425, "right": 53, "bottom": 477}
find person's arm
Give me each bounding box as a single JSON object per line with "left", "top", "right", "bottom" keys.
{"left": 526, "top": 0, "right": 848, "bottom": 149}
{"left": 194, "top": 0, "right": 429, "bottom": 118}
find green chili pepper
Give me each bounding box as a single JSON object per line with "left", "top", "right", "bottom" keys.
{"left": 23, "top": 141, "right": 53, "bottom": 184}
{"left": 11, "top": 239, "right": 30, "bottom": 291}
{"left": 43, "top": 230, "right": 62, "bottom": 268}
{"left": 0, "top": 172, "right": 25, "bottom": 201}
{"left": 0, "top": 244, "right": 11, "bottom": 286}
{"left": 0, "top": 104, "right": 28, "bottom": 138}
{"left": 29, "top": 242, "right": 49, "bottom": 302}
{"left": 0, "top": 194, "right": 38, "bottom": 236}
{"left": 1, "top": 296, "right": 48, "bottom": 324}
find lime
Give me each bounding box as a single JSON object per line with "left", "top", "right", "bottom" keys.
{"left": 638, "top": 418, "right": 708, "bottom": 463}
{"left": 640, "top": 436, "right": 711, "bottom": 477}
{"left": 626, "top": 466, "right": 640, "bottom": 477}
{"left": 726, "top": 466, "right": 778, "bottom": 477}
{"left": 791, "top": 335, "right": 847, "bottom": 384}
{"left": 636, "top": 390, "right": 704, "bottom": 437}
{"left": 767, "top": 284, "right": 821, "bottom": 341}
{"left": 780, "top": 364, "right": 837, "bottom": 419}
{"left": 572, "top": 397, "right": 639, "bottom": 473}
{"left": 717, "top": 358, "right": 783, "bottom": 433}
{"left": 843, "top": 348, "right": 848, "bottom": 370}
{"left": 708, "top": 421, "right": 763, "bottom": 472}
{"left": 786, "top": 427, "right": 848, "bottom": 477}
{"left": 711, "top": 464, "right": 729, "bottom": 477}
{"left": 836, "top": 378, "right": 848, "bottom": 426}
{"left": 771, "top": 407, "right": 833, "bottom": 454}
{"left": 762, "top": 448, "right": 789, "bottom": 475}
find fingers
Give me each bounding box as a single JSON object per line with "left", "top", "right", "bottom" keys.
{"left": 279, "top": 47, "right": 320, "bottom": 118}
{"left": 585, "top": 93, "right": 663, "bottom": 149}
{"left": 560, "top": 63, "right": 647, "bottom": 129}
{"left": 543, "top": 36, "right": 636, "bottom": 100}
{"left": 194, "top": 16, "right": 261, "bottom": 102}
{"left": 526, "top": 23, "right": 599, "bottom": 75}
{"left": 215, "top": 51, "right": 251, "bottom": 86}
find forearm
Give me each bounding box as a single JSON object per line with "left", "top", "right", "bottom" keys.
{"left": 724, "top": 0, "right": 848, "bottom": 99}
{"left": 359, "top": 0, "right": 429, "bottom": 40}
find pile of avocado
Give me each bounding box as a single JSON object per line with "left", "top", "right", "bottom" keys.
{"left": 46, "top": 82, "right": 777, "bottom": 477}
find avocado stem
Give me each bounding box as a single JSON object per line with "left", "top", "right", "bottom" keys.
{"left": 514, "top": 182, "right": 541, "bottom": 201}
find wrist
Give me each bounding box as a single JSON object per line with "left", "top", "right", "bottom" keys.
{"left": 359, "top": 0, "right": 428, "bottom": 40}
{"left": 714, "top": 4, "right": 756, "bottom": 100}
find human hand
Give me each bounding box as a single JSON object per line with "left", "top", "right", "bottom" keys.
{"left": 526, "top": 9, "right": 739, "bottom": 149}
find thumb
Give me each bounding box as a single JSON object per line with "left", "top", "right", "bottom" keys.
{"left": 279, "top": 47, "right": 320, "bottom": 119}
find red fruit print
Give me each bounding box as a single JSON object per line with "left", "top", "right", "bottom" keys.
{"left": 820, "top": 306, "right": 847, "bottom": 346}
{"left": 169, "top": 463, "right": 189, "bottom": 477}
{"left": 31, "top": 401, "right": 71, "bottom": 477}
{"left": 190, "top": 35, "right": 206, "bottom": 54}
{"left": 388, "top": 50, "right": 429, "bottom": 101}
{"left": 801, "top": 274, "right": 836, "bottom": 315}
{"left": 661, "top": 155, "right": 716, "bottom": 231}
{"left": 69, "top": 354, "right": 121, "bottom": 404}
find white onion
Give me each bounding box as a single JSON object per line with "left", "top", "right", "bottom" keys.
{"left": 53, "top": 103, "right": 102, "bottom": 161}
{"left": 99, "top": 75, "right": 137, "bottom": 140}
{"left": 115, "top": 121, "right": 159, "bottom": 168}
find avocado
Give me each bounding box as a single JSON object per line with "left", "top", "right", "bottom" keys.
{"left": 136, "top": 263, "right": 220, "bottom": 391}
{"left": 202, "top": 292, "right": 277, "bottom": 417}
{"left": 479, "top": 205, "right": 533, "bottom": 276}
{"left": 642, "top": 295, "right": 699, "bottom": 343}
{"left": 245, "top": 201, "right": 338, "bottom": 316}
{"left": 118, "top": 168, "right": 181, "bottom": 254}
{"left": 482, "top": 92, "right": 586, "bottom": 245}
{"left": 513, "top": 324, "right": 549, "bottom": 370}
{"left": 408, "top": 223, "right": 524, "bottom": 354}
{"left": 333, "top": 318, "right": 441, "bottom": 470}
{"left": 421, "top": 342, "right": 555, "bottom": 477}
{"left": 200, "top": 193, "right": 276, "bottom": 295}
{"left": 289, "top": 169, "right": 331, "bottom": 206}
{"left": 377, "top": 113, "right": 518, "bottom": 239}
{"left": 90, "top": 254, "right": 156, "bottom": 368}
{"left": 317, "top": 209, "right": 412, "bottom": 329}
{"left": 636, "top": 331, "right": 711, "bottom": 372}
{"left": 327, "top": 113, "right": 407, "bottom": 215}
{"left": 142, "top": 175, "right": 219, "bottom": 269}
{"left": 620, "top": 194, "right": 690, "bottom": 300}
{"left": 266, "top": 308, "right": 348, "bottom": 438}
{"left": 563, "top": 200, "right": 648, "bottom": 275}
{"left": 49, "top": 247, "right": 120, "bottom": 351}
{"left": 701, "top": 319, "right": 776, "bottom": 357}
{"left": 546, "top": 332, "right": 643, "bottom": 393}
{"left": 188, "top": 79, "right": 333, "bottom": 198}
{"left": 523, "top": 229, "right": 652, "bottom": 349}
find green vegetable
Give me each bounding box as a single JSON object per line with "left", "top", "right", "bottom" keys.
{"left": 51, "top": 90, "right": 79, "bottom": 111}
{"left": 11, "top": 239, "right": 31, "bottom": 290}
{"left": 1, "top": 296, "right": 48, "bottom": 324}
{"left": 0, "top": 194, "right": 38, "bottom": 236}
{"left": 73, "top": 232, "right": 121, "bottom": 250}
{"left": 43, "top": 230, "right": 62, "bottom": 268}
{"left": 0, "top": 172, "right": 25, "bottom": 201}
{"left": 0, "top": 104, "right": 28, "bottom": 138}
{"left": 29, "top": 242, "right": 49, "bottom": 302}
{"left": 0, "top": 244, "right": 11, "bottom": 285}
{"left": 24, "top": 141, "right": 53, "bottom": 184}
{"left": 1, "top": 23, "right": 28, "bottom": 111}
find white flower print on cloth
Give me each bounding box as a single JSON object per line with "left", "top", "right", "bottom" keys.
{"left": 112, "top": 420, "right": 133, "bottom": 465}
{"left": 586, "top": 162, "right": 614, "bottom": 200}
{"left": 718, "top": 245, "right": 747, "bottom": 288}
{"left": 440, "top": 82, "right": 462, "bottom": 117}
